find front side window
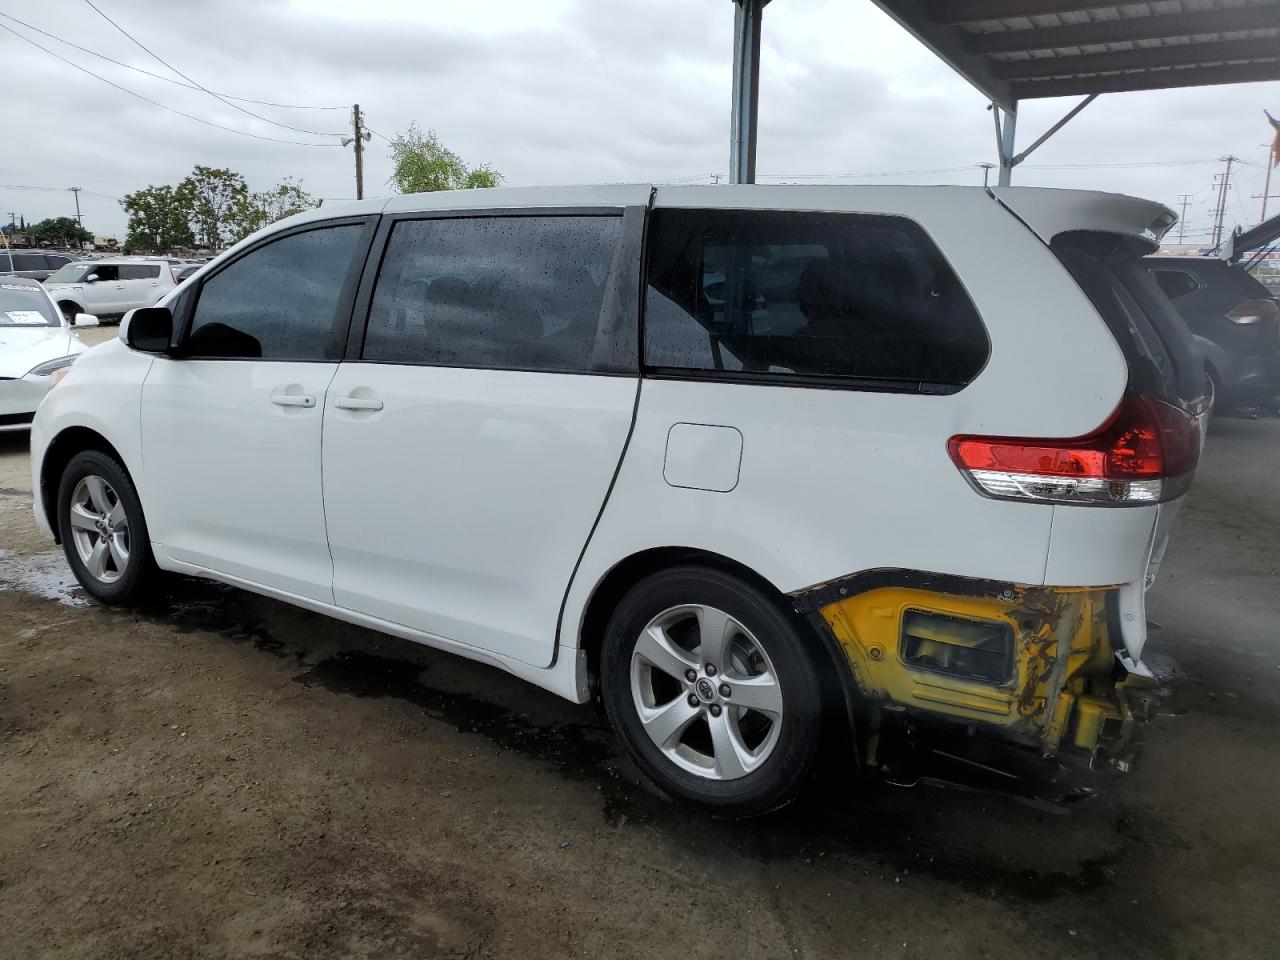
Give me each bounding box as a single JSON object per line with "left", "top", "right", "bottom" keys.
{"left": 88, "top": 265, "right": 120, "bottom": 283}
{"left": 644, "top": 209, "right": 989, "bottom": 389}
{"left": 363, "top": 215, "right": 622, "bottom": 372}
{"left": 45, "top": 263, "right": 92, "bottom": 283}
{"left": 185, "top": 224, "right": 366, "bottom": 360}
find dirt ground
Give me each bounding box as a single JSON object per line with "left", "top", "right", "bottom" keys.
{"left": 2, "top": 350, "right": 1278, "bottom": 959}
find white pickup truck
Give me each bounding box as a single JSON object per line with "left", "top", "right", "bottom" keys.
{"left": 43, "top": 258, "right": 179, "bottom": 323}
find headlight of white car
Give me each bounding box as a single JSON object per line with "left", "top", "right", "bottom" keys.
{"left": 26, "top": 355, "right": 79, "bottom": 378}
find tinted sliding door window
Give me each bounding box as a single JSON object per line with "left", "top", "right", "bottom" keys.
{"left": 185, "top": 224, "right": 366, "bottom": 360}
{"left": 644, "top": 209, "right": 989, "bottom": 389}
{"left": 363, "top": 215, "right": 622, "bottom": 372}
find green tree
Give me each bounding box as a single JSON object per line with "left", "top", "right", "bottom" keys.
{"left": 243, "top": 176, "right": 317, "bottom": 234}
{"left": 387, "top": 123, "right": 502, "bottom": 194}
{"left": 121, "top": 184, "right": 195, "bottom": 253}
{"left": 28, "top": 216, "right": 93, "bottom": 249}
{"left": 176, "top": 165, "right": 256, "bottom": 249}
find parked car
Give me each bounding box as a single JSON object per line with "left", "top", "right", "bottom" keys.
{"left": 43, "top": 258, "right": 177, "bottom": 323}
{"left": 173, "top": 264, "right": 201, "bottom": 284}
{"left": 30, "top": 185, "right": 1208, "bottom": 814}
{"left": 0, "top": 250, "right": 76, "bottom": 282}
{"left": 0, "top": 277, "right": 96, "bottom": 432}
{"left": 1148, "top": 256, "right": 1280, "bottom": 411}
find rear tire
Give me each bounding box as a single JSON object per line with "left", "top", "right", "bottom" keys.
{"left": 57, "top": 450, "right": 158, "bottom": 605}
{"left": 601, "top": 565, "right": 824, "bottom": 816}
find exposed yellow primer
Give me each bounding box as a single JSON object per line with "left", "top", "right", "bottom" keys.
{"left": 819, "top": 585, "right": 1122, "bottom": 753}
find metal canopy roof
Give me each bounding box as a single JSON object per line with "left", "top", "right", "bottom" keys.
{"left": 870, "top": 0, "right": 1280, "bottom": 113}
{"left": 726, "top": 1, "right": 1280, "bottom": 188}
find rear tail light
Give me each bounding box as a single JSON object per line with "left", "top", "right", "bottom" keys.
{"left": 170, "top": 267, "right": 180, "bottom": 283}
{"left": 1226, "top": 299, "right": 1279, "bottom": 325}
{"left": 948, "top": 393, "right": 1201, "bottom": 506}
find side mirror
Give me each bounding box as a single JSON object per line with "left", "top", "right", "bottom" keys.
{"left": 123, "top": 306, "right": 173, "bottom": 354}
{"left": 84, "top": 274, "right": 100, "bottom": 284}
{"left": 73, "top": 313, "right": 99, "bottom": 328}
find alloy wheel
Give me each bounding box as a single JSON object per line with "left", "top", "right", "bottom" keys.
{"left": 629, "top": 603, "right": 783, "bottom": 781}
{"left": 68, "top": 475, "right": 131, "bottom": 584}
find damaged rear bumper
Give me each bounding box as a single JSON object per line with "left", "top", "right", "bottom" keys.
{"left": 794, "top": 573, "right": 1159, "bottom": 785}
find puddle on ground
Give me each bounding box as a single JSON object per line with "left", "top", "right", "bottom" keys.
{"left": 0, "top": 549, "right": 89, "bottom": 607}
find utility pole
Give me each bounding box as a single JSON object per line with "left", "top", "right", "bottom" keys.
{"left": 1262, "top": 158, "right": 1274, "bottom": 222}
{"left": 977, "top": 162, "right": 996, "bottom": 187}
{"left": 1176, "top": 194, "right": 1192, "bottom": 244}
{"left": 68, "top": 186, "right": 83, "bottom": 227}
{"left": 1210, "top": 155, "right": 1237, "bottom": 251}
{"left": 352, "top": 104, "right": 365, "bottom": 200}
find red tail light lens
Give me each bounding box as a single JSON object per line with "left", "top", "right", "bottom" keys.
{"left": 1225, "top": 299, "right": 1279, "bottom": 325}
{"left": 948, "top": 394, "right": 1201, "bottom": 506}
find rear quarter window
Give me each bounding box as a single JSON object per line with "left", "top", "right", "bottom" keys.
{"left": 1054, "top": 232, "right": 1205, "bottom": 406}
{"left": 644, "top": 208, "right": 989, "bottom": 391}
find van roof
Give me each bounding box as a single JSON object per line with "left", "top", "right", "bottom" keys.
{"left": 278, "top": 184, "right": 1176, "bottom": 250}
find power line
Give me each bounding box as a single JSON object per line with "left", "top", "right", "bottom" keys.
{"left": 757, "top": 165, "right": 978, "bottom": 179}
{"left": 80, "top": 0, "right": 345, "bottom": 138}
{"left": 0, "top": 22, "right": 341, "bottom": 148}
{"left": 0, "top": 183, "right": 119, "bottom": 201}
{"left": 1023, "top": 158, "right": 1221, "bottom": 170}
{"left": 0, "top": 11, "right": 345, "bottom": 110}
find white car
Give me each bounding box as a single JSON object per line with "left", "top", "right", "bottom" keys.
{"left": 0, "top": 277, "right": 96, "bottom": 432}
{"left": 30, "top": 185, "right": 1207, "bottom": 814}
{"left": 43, "top": 258, "right": 178, "bottom": 323}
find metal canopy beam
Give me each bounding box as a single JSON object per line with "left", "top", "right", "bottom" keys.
{"left": 730, "top": 0, "right": 768, "bottom": 184}
{"left": 934, "top": 0, "right": 1137, "bottom": 25}
{"left": 967, "top": 6, "right": 1280, "bottom": 55}
{"left": 1014, "top": 59, "right": 1280, "bottom": 99}
{"left": 872, "top": 0, "right": 1016, "bottom": 109}
{"left": 991, "top": 37, "right": 1280, "bottom": 82}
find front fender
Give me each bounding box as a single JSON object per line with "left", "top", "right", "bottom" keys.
{"left": 31, "top": 338, "right": 154, "bottom": 538}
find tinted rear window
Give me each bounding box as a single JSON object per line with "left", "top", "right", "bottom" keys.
{"left": 644, "top": 209, "right": 989, "bottom": 390}
{"left": 1053, "top": 232, "right": 1205, "bottom": 406}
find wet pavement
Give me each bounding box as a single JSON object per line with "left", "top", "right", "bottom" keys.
{"left": 1, "top": 412, "right": 1278, "bottom": 959}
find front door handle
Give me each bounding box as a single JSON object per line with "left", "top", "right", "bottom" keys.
{"left": 335, "top": 396, "right": 384, "bottom": 411}
{"left": 271, "top": 394, "right": 316, "bottom": 408}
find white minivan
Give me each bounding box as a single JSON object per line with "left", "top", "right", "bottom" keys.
{"left": 30, "top": 185, "right": 1206, "bottom": 814}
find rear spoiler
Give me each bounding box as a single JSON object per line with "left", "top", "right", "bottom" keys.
{"left": 1221, "top": 211, "right": 1280, "bottom": 264}
{"left": 989, "top": 187, "right": 1176, "bottom": 251}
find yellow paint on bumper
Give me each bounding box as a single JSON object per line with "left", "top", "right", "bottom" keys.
{"left": 817, "top": 585, "right": 1146, "bottom": 758}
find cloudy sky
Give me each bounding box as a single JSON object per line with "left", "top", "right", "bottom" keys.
{"left": 2, "top": 0, "right": 1277, "bottom": 244}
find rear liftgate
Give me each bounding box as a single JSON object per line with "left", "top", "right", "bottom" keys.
{"left": 799, "top": 579, "right": 1157, "bottom": 795}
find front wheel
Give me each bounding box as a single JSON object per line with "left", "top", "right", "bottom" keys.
{"left": 57, "top": 450, "right": 158, "bottom": 604}
{"left": 601, "top": 566, "right": 824, "bottom": 816}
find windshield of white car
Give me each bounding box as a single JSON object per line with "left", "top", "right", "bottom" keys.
{"left": 45, "top": 263, "right": 93, "bottom": 284}
{"left": 0, "top": 282, "right": 60, "bottom": 327}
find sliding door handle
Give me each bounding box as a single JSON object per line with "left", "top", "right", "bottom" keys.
{"left": 335, "top": 396, "right": 384, "bottom": 412}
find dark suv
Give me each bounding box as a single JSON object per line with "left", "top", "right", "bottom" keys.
{"left": 0, "top": 250, "right": 76, "bottom": 282}
{"left": 1148, "top": 256, "right": 1280, "bottom": 412}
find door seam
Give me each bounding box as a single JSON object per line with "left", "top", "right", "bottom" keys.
{"left": 317, "top": 363, "right": 343, "bottom": 606}
{"left": 548, "top": 376, "right": 644, "bottom": 670}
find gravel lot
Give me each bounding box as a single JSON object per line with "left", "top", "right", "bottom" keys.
{"left": 2, "top": 340, "right": 1278, "bottom": 959}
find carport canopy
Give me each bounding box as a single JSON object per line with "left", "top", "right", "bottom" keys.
{"left": 727, "top": 0, "right": 1280, "bottom": 185}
